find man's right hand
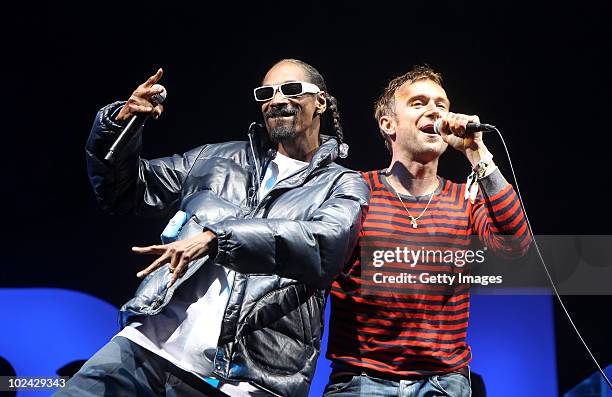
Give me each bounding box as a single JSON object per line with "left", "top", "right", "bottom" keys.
{"left": 115, "top": 68, "right": 165, "bottom": 122}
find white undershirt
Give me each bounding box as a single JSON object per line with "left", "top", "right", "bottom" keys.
{"left": 117, "top": 151, "right": 307, "bottom": 396}
{"left": 258, "top": 151, "right": 309, "bottom": 197}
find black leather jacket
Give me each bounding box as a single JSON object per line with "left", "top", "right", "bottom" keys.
{"left": 85, "top": 102, "right": 369, "bottom": 396}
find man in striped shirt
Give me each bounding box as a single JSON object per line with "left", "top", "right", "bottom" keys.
{"left": 325, "top": 66, "right": 531, "bottom": 396}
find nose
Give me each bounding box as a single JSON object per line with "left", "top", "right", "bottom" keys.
{"left": 268, "top": 87, "right": 290, "bottom": 106}
{"left": 424, "top": 100, "right": 442, "bottom": 119}
{"left": 261, "top": 87, "right": 288, "bottom": 112}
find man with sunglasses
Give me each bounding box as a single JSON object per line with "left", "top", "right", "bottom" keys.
{"left": 58, "top": 59, "right": 368, "bottom": 397}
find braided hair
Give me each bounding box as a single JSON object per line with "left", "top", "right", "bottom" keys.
{"left": 279, "top": 59, "right": 345, "bottom": 147}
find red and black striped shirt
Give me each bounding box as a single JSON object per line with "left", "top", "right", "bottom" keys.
{"left": 327, "top": 169, "right": 531, "bottom": 376}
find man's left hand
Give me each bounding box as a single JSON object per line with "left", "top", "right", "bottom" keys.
{"left": 133, "top": 230, "right": 218, "bottom": 288}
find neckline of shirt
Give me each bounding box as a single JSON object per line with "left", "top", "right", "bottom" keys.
{"left": 379, "top": 170, "right": 444, "bottom": 202}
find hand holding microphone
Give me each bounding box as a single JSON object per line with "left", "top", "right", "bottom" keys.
{"left": 115, "top": 68, "right": 166, "bottom": 121}
{"left": 433, "top": 112, "right": 497, "bottom": 169}
{"left": 105, "top": 68, "right": 167, "bottom": 163}
{"left": 433, "top": 112, "right": 495, "bottom": 137}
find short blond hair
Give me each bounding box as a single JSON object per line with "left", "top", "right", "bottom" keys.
{"left": 374, "top": 66, "right": 443, "bottom": 153}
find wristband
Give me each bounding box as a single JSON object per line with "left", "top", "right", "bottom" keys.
{"left": 465, "top": 156, "right": 493, "bottom": 203}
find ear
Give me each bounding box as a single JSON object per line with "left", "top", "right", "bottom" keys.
{"left": 379, "top": 115, "right": 396, "bottom": 140}
{"left": 315, "top": 91, "right": 327, "bottom": 115}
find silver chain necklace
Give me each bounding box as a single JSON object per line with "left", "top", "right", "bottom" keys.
{"left": 394, "top": 180, "right": 439, "bottom": 229}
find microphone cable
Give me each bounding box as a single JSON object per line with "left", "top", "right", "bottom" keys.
{"left": 490, "top": 126, "right": 612, "bottom": 390}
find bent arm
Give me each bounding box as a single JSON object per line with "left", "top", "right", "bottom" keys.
{"left": 470, "top": 169, "right": 532, "bottom": 258}
{"left": 85, "top": 102, "right": 202, "bottom": 217}
{"left": 206, "top": 173, "right": 369, "bottom": 288}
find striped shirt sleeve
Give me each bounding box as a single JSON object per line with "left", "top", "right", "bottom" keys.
{"left": 469, "top": 168, "right": 532, "bottom": 258}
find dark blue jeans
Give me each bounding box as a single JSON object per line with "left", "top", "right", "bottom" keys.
{"left": 53, "top": 336, "right": 227, "bottom": 397}
{"left": 323, "top": 368, "right": 471, "bottom": 397}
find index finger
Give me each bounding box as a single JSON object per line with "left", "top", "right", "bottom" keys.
{"left": 467, "top": 114, "right": 480, "bottom": 124}
{"left": 132, "top": 245, "right": 166, "bottom": 254}
{"left": 143, "top": 68, "right": 163, "bottom": 88}
{"left": 436, "top": 118, "right": 450, "bottom": 135}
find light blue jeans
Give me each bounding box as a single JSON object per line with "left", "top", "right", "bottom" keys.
{"left": 323, "top": 368, "right": 472, "bottom": 397}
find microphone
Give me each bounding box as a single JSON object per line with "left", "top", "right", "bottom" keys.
{"left": 433, "top": 119, "right": 496, "bottom": 135}
{"left": 104, "top": 85, "right": 167, "bottom": 163}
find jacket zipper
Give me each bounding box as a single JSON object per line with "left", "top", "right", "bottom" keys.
{"left": 246, "top": 158, "right": 326, "bottom": 218}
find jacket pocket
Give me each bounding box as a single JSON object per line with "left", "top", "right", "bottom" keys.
{"left": 241, "top": 284, "right": 318, "bottom": 375}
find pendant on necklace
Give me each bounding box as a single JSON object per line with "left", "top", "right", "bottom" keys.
{"left": 410, "top": 218, "right": 418, "bottom": 228}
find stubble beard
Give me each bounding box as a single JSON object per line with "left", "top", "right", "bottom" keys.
{"left": 268, "top": 118, "right": 298, "bottom": 144}
{"left": 401, "top": 132, "right": 448, "bottom": 163}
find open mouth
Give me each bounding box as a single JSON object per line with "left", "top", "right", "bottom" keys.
{"left": 419, "top": 124, "right": 437, "bottom": 135}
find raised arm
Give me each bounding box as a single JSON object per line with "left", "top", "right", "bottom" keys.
{"left": 86, "top": 69, "right": 200, "bottom": 217}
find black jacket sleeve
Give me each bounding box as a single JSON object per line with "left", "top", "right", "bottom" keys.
{"left": 85, "top": 102, "right": 203, "bottom": 217}
{"left": 206, "top": 172, "right": 369, "bottom": 289}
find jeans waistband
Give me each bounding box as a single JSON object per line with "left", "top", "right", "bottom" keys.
{"left": 330, "top": 361, "right": 470, "bottom": 383}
